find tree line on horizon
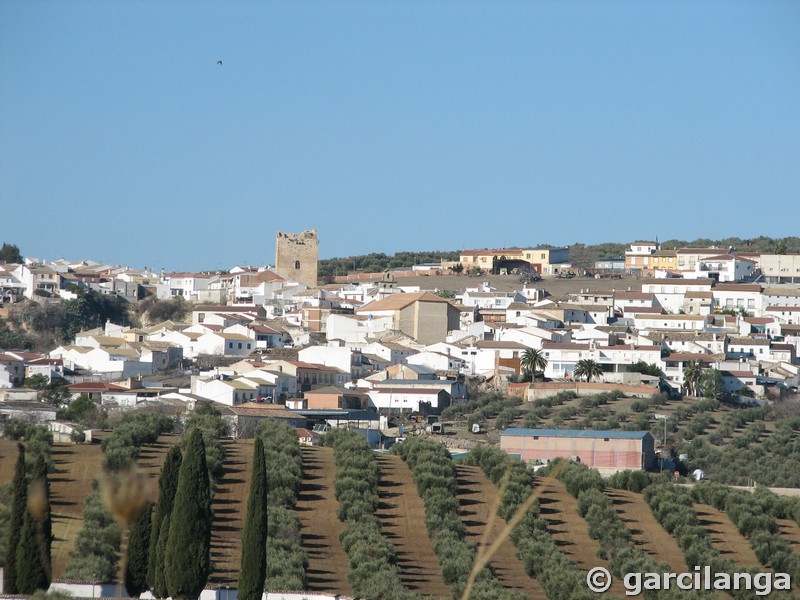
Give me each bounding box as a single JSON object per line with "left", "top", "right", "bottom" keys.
{"left": 318, "top": 236, "right": 800, "bottom": 277}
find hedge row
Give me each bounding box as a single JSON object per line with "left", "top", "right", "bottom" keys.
{"left": 395, "top": 438, "right": 526, "bottom": 600}
{"left": 555, "top": 461, "right": 709, "bottom": 600}
{"left": 690, "top": 483, "right": 800, "bottom": 582}
{"left": 640, "top": 483, "right": 795, "bottom": 600}
{"left": 326, "top": 429, "right": 412, "bottom": 599}
{"left": 101, "top": 412, "right": 175, "bottom": 472}
{"left": 181, "top": 405, "right": 228, "bottom": 479}
{"left": 465, "top": 447, "right": 600, "bottom": 600}
{"left": 255, "top": 419, "right": 307, "bottom": 591}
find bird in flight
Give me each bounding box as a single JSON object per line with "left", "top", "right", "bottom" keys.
{"left": 217, "top": 60, "right": 223, "bottom": 65}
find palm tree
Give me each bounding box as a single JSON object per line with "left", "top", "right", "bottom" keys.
{"left": 682, "top": 360, "right": 703, "bottom": 397}
{"left": 574, "top": 359, "right": 603, "bottom": 382}
{"left": 521, "top": 348, "right": 547, "bottom": 382}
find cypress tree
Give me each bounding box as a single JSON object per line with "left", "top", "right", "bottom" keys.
{"left": 31, "top": 453, "right": 52, "bottom": 579}
{"left": 4, "top": 443, "right": 27, "bottom": 594}
{"left": 164, "top": 429, "right": 212, "bottom": 600}
{"left": 152, "top": 512, "right": 171, "bottom": 599}
{"left": 15, "top": 509, "right": 49, "bottom": 593}
{"left": 238, "top": 437, "right": 268, "bottom": 600}
{"left": 147, "top": 444, "right": 182, "bottom": 591}
{"left": 125, "top": 501, "right": 153, "bottom": 597}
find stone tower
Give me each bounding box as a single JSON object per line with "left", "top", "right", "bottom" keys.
{"left": 275, "top": 229, "right": 319, "bottom": 287}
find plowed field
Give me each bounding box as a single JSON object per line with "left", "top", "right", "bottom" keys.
{"left": 455, "top": 465, "right": 547, "bottom": 600}
{"left": 606, "top": 488, "right": 689, "bottom": 572}
{"left": 694, "top": 503, "right": 763, "bottom": 569}
{"left": 6, "top": 437, "right": 798, "bottom": 599}
{"left": 376, "top": 453, "right": 451, "bottom": 598}
{"left": 209, "top": 438, "right": 253, "bottom": 585}
{"left": 295, "top": 446, "right": 352, "bottom": 596}
{"left": 536, "top": 476, "right": 627, "bottom": 597}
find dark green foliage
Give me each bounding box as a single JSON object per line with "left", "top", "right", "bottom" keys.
{"left": 183, "top": 410, "right": 228, "bottom": 479}
{"left": 102, "top": 411, "right": 174, "bottom": 472}
{"left": 31, "top": 454, "right": 52, "bottom": 577}
{"left": 4, "top": 445, "right": 27, "bottom": 593}
{"left": 328, "top": 430, "right": 411, "bottom": 599}
{"left": 628, "top": 361, "right": 664, "bottom": 377}
{"left": 465, "top": 446, "right": 595, "bottom": 600}
{"left": 395, "top": 437, "right": 520, "bottom": 599}
{"left": 64, "top": 481, "right": 121, "bottom": 582}
{"left": 643, "top": 483, "right": 764, "bottom": 599}
{"left": 15, "top": 509, "right": 49, "bottom": 593}
{"left": 0, "top": 243, "right": 23, "bottom": 263}
{"left": 238, "top": 437, "right": 268, "bottom": 600}
{"left": 265, "top": 506, "right": 307, "bottom": 590}
{"left": 58, "top": 394, "right": 107, "bottom": 429}
{"left": 254, "top": 419, "right": 307, "bottom": 590}
{"left": 256, "top": 419, "right": 303, "bottom": 508}
{"left": 2, "top": 421, "right": 54, "bottom": 473}
{"left": 125, "top": 502, "right": 153, "bottom": 597}
{"left": 0, "top": 319, "right": 35, "bottom": 350}
{"left": 690, "top": 484, "right": 800, "bottom": 581}
{"left": 0, "top": 483, "right": 10, "bottom": 567}
{"left": 318, "top": 250, "right": 460, "bottom": 277}
{"left": 164, "top": 429, "right": 212, "bottom": 600}
{"left": 148, "top": 444, "right": 182, "bottom": 591}
{"left": 152, "top": 512, "right": 171, "bottom": 599}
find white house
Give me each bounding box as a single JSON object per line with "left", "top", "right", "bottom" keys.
{"left": 640, "top": 279, "right": 714, "bottom": 314}
{"left": 765, "top": 306, "right": 800, "bottom": 325}
{"left": 712, "top": 284, "right": 763, "bottom": 315}
{"left": 195, "top": 333, "right": 255, "bottom": 356}
{"left": 50, "top": 346, "right": 153, "bottom": 378}
{"left": 161, "top": 272, "right": 217, "bottom": 300}
{"left": 192, "top": 375, "right": 273, "bottom": 406}
{"left": 325, "top": 313, "right": 393, "bottom": 344}
{"left": 298, "top": 345, "right": 365, "bottom": 379}
{"left": 692, "top": 255, "right": 756, "bottom": 283}
{"left": 406, "top": 350, "right": 465, "bottom": 373}
{"left": 541, "top": 341, "right": 663, "bottom": 380}
{"left": 633, "top": 313, "right": 709, "bottom": 332}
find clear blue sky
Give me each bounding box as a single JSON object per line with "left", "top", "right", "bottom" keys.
{"left": 2, "top": 1, "right": 799, "bottom": 272}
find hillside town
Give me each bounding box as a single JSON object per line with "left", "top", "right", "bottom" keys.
{"left": 2, "top": 233, "right": 800, "bottom": 446}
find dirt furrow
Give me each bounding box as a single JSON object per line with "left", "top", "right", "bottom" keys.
{"left": 209, "top": 438, "right": 253, "bottom": 585}
{"left": 295, "top": 446, "right": 352, "bottom": 596}
{"left": 606, "top": 488, "right": 689, "bottom": 572}
{"left": 536, "top": 476, "right": 627, "bottom": 597}
{"left": 455, "top": 465, "right": 547, "bottom": 599}
{"left": 693, "top": 503, "right": 763, "bottom": 569}
{"left": 777, "top": 517, "right": 800, "bottom": 555}
{"left": 376, "top": 453, "right": 451, "bottom": 599}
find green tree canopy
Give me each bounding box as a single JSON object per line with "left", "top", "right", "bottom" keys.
{"left": 164, "top": 429, "right": 212, "bottom": 600}
{"left": 238, "top": 436, "right": 268, "bottom": 600}
{"left": 0, "top": 243, "right": 23, "bottom": 264}
{"left": 574, "top": 359, "right": 603, "bottom": 382}
{"left": 521, "top": 347, "right": 547, "bottom": 381}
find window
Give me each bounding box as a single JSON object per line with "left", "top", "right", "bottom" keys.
{"left": 603, "top": 437, "right": 610, "bottom": 442}
{"left": 294, "top": 260, "right": 300, "bottom": 269}
{"left": 238, "top": 342, "right": 242, "bottom": 349}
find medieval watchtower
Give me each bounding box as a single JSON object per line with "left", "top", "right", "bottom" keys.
{"left": 275, "top": 229, "right": 319, "bottom": 287}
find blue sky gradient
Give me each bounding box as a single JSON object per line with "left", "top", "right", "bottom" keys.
{"left": 2, "top": 1, "right": 799, "bottom": 271}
